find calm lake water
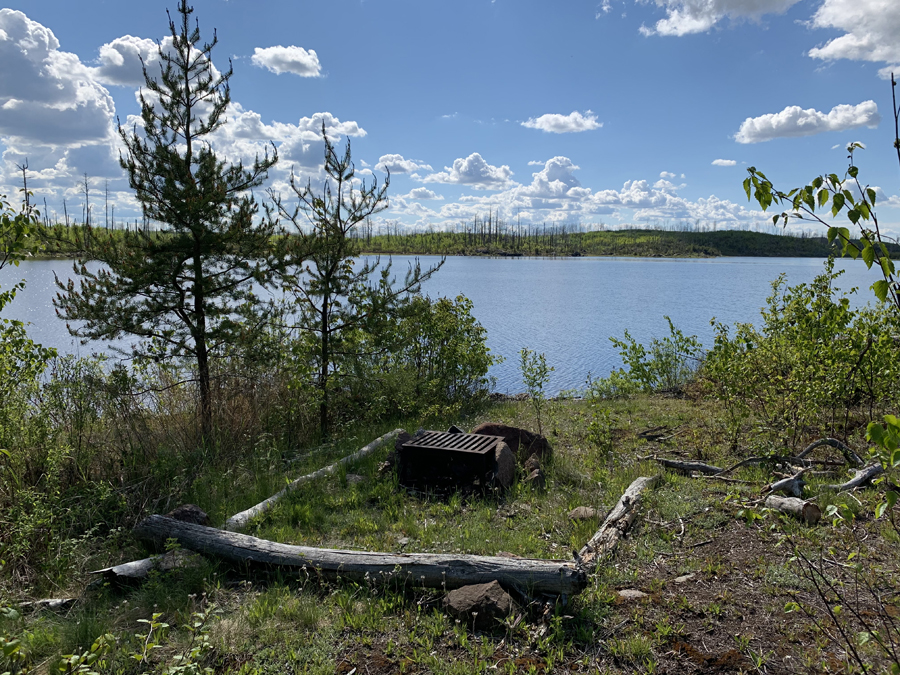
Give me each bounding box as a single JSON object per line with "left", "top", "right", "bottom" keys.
{"left": 0, "top": 255, "right": 882, "bottom": 394}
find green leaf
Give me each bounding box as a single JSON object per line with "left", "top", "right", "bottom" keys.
{"left": 880, "top": 256, "right": 895, "bottom": 277}
{"left": 848, "top": 165, "right": 859, "bottom": 178}
{"left": 848, "top": 209, "right": 860, "bottom": 224}
{"left": 818, "top": 189, "right": 829, "bottom": 207}
{"left": 862, "top": 244, "right": 875, "bottom": 268}
{"left": 812, "top": 176, "right": 824, "bottom": 189}
{"left": 873, "top": 279, "right": 889, "bottom": 302}
{"left": 843, "top": 189, "right": 856, "bottom": 206}
{"left": 832, "top": 192, "right": 845, "bottom": 216}
{"left": 887, "top": 491, "right": 898, "bottom": 508}
{"left": 866, "top": 187, "right": 877, "bottom": 205}
{"left": 743, "top": 177, "right": 751, "bottom": 201}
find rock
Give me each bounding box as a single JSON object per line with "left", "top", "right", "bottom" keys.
{"left": 447, "top": 425, "right": 465, "bottom": 434}
{"left": 394, "top": 431, "right": 412, "bottom": 452}
{"left": 568, "top": 506, "right": 598, "bottom": 521}
{"left": 674, "top": 573, "right": 696, "bottom": 584}
{"left": 165, "top": 504, "right": 210, "bottom": 527}
{"left": 493, "top": 442, "right": 516, "bottom": 489}
{"left": 443, "top": 580, "right": 514, "bottom": 630}
{"left": 345, "top": 473, "right": 365, "bottom": 485}
{"left": 617, "top": 589, "right": 648, "bottom": 601}
{"left": 470, "top": 423, "right": 552, "bottom": 464}
{"left": 524, "top": 453, "right": 541, "bottom": 473}
{"left": 525, "top": 468, "right": 546, "bottom": 490}
{"left": 397, "top": 536, "right": 410, "bottom": 547}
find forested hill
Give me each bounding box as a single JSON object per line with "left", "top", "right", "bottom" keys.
{"left": 356, "top": 228, "right": 847, "bottom": 258}
{"left": 24, "top": 223, "right": 889, "bottom": 260}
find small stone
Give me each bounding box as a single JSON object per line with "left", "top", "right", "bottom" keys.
{"left": 568, "top": 506, "right": 598, "bottom": 521}
{"left": 617, "top": 589, "right": 648, "bottom": 601}
{"left": 397, "top": 537, "right": 410, "bottom": 547}
{"left": 674, "top": 573, "right": 696, "bottom": 584}
{"left": 345, "top": 473, "right": 365, "bottom": 485}
{"left": 443, "top": 580, "right": 515, "bottom": 630}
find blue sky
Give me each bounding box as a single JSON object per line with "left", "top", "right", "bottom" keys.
{"left": 0, "top": 0, "right": 898, "bottom": 233}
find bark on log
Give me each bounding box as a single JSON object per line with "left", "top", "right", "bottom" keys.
{"left": 133, "top": 516, "right": 586, "bottom": 596}
{"left": 764, "top": 495, "right": 821, "bottom": 525}
{"left": 822, "top": 463, "right": 884, "bottom": 492}
{"left": 577, "top": 475, "right": 661, "bottom": 570}
{"left": 225, "top": 429, "right": 401, "bottom": 531}
{"left": 798, "top": 438, "right": 864, "bottom": 468}
{"left": 655, "top": 458, "right": 722, "bottom": 475}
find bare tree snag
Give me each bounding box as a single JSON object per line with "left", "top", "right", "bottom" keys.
{"left": 822, "top": 463, "right": 884, "bottom": 492}
{"left": 225, "top": 430, "right": 401, "bottom": 531}
{"left": 133, "top": 515, "right": 587, "bottom": 596}
{"left": 798, "top": 438, "right": 864, "bottom": 468}
{"left": 764, "top": 495, "right": 821, "bottom": 525}
{"left": 655, "top": 458, "right": 722, "bottom": 475}
{"left": 577, "top": 475, "right": 661, "bottom": 570}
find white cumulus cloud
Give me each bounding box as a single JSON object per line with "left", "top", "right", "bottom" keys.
{"left": 808, "top": 0, "right": 900, "bottom": 79}
{"left": 251, "top": 45, "right": 322, "bottom": 77}
{"left": 712, "top": 159, "right": 737, "bottom": 166}
{"left": 401, "top": 187, "right": 444, "bottom": 200}
{"left": 90, "top": 35, "right": 160, "bottom": 86}
{"left": 639, "top": 0, "right": 801, "bottom": 36}
{"left": 521, "top": 111, "right": 602, "bottom": 134}
{"left": 422, "top": 153, "right": 514, "bottom": 190}
{"left": 735, "top": 101, "right": 880, "bottom": 143}
{"left": 375, "top": 154, "right": 432, "bottom": 174}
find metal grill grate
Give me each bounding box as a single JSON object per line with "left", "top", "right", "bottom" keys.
{"left": 402, "top": 431, "right": 504, "bottom": 455}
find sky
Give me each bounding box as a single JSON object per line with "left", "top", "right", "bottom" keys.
{"left": 0, "top": 0, "right": 898, "bottom": 234}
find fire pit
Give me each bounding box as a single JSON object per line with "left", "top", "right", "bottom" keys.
{"left": 397, "top": 430, "right": 505, "bottom": 490}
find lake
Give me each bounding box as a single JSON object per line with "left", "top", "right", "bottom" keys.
{"left": 0, "top": 255, "right": 882, "bottom": 394}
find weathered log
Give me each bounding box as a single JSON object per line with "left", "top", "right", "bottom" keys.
{"left": 19, "top": 598, "right": 77, "bottom": 612}
{"left": 577, "top": 475, "right": 661, "bottom": 570}
{"left": 798, "top": 438, "right": 864, "bottom": 468}
{"left": 764, "top": 495, "right": 821, "bottom": 525}
{"left": 91, "top": 549, "right": 205, "bottom": 581}
{"left": 765, "top": 468, "right": 809, "bottom": 497}
{"left": 822, "top": 463, "right": 884, "bottom": 492}
{"left": 655, "top": 458, "right": 722, "bottom": 475}
{"left": 133, "top": 516, "right": 586, "bottom": 596}
{"left": 225, "top": 429, "right": 401, "bottom": 531}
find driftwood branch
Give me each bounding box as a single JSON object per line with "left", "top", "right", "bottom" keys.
{"left": 225, "top": 429, "right": 401, "bottom": 531}
{"left": 764, "top": 495, "right": 821, "bottom": 525}
{"left": 798, "top": 438, "right": 864, "bottom": 468}
{"left": 822, "top": 463, "right": 884, "bottom": 492}
{"left": 577, "top": 475, "right": 661, "bottom": 570}
{"left": 133, "top": 515, "right": 587, "bottom": 596}
{"left": 765, "top": 468, "right": 810, "bottom": 497}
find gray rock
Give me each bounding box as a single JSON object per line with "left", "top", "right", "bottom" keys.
{"left": 443, "top": 580, "right": 514, "bottom": 630}
{"left": 470, "top": 422, "right": 553, "bottom": 464}
{"left": 568, "top": 506, "right": 598, "bottom": 521}
{"left": 345, "top": 473, "right": 365, "bottom": 485}
{"left": 674, "top": 573, "right": 696, "bottom": 584}
{"left": 493, "top": 441, "right": 516, "bottom": 489}
{"left": 617, "top": 589, "right": 648, "bottom": 601}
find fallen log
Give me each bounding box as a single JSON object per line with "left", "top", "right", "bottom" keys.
{"left": 577, "top": 475, "right": 661, "bottom": 570}
{"left": 798, "top": 438, "right": 864, "bottom": 468}
{"left": 225, "top": 429, "right": 401, "bottom": 531}
{"left": 821, "top": 463, "right": 884, "bottom": 492}
{"left": 655, "top": 458, "right": 722, "bottom": 475}
{"left": 133, "top": 515, "right": 587, "bottom": 596}
{"left": 764, "top": 495, "right": 821, "bottom": 525}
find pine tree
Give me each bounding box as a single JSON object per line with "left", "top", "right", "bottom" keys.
{"left": 271, "top": 126, "right": 441, "bottom": 437}
{"left": 55, "top": 1, "right": 278, "bottom": 440}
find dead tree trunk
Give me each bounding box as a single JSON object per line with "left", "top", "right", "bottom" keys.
{"left": 577, "top": 475, "right": 661, "bottom": 570}
{"left": 822, "top": 463, "right": 884, "bottom": 492}
{"left": 133, "top": 516, "right": 587, "bottom": 596}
